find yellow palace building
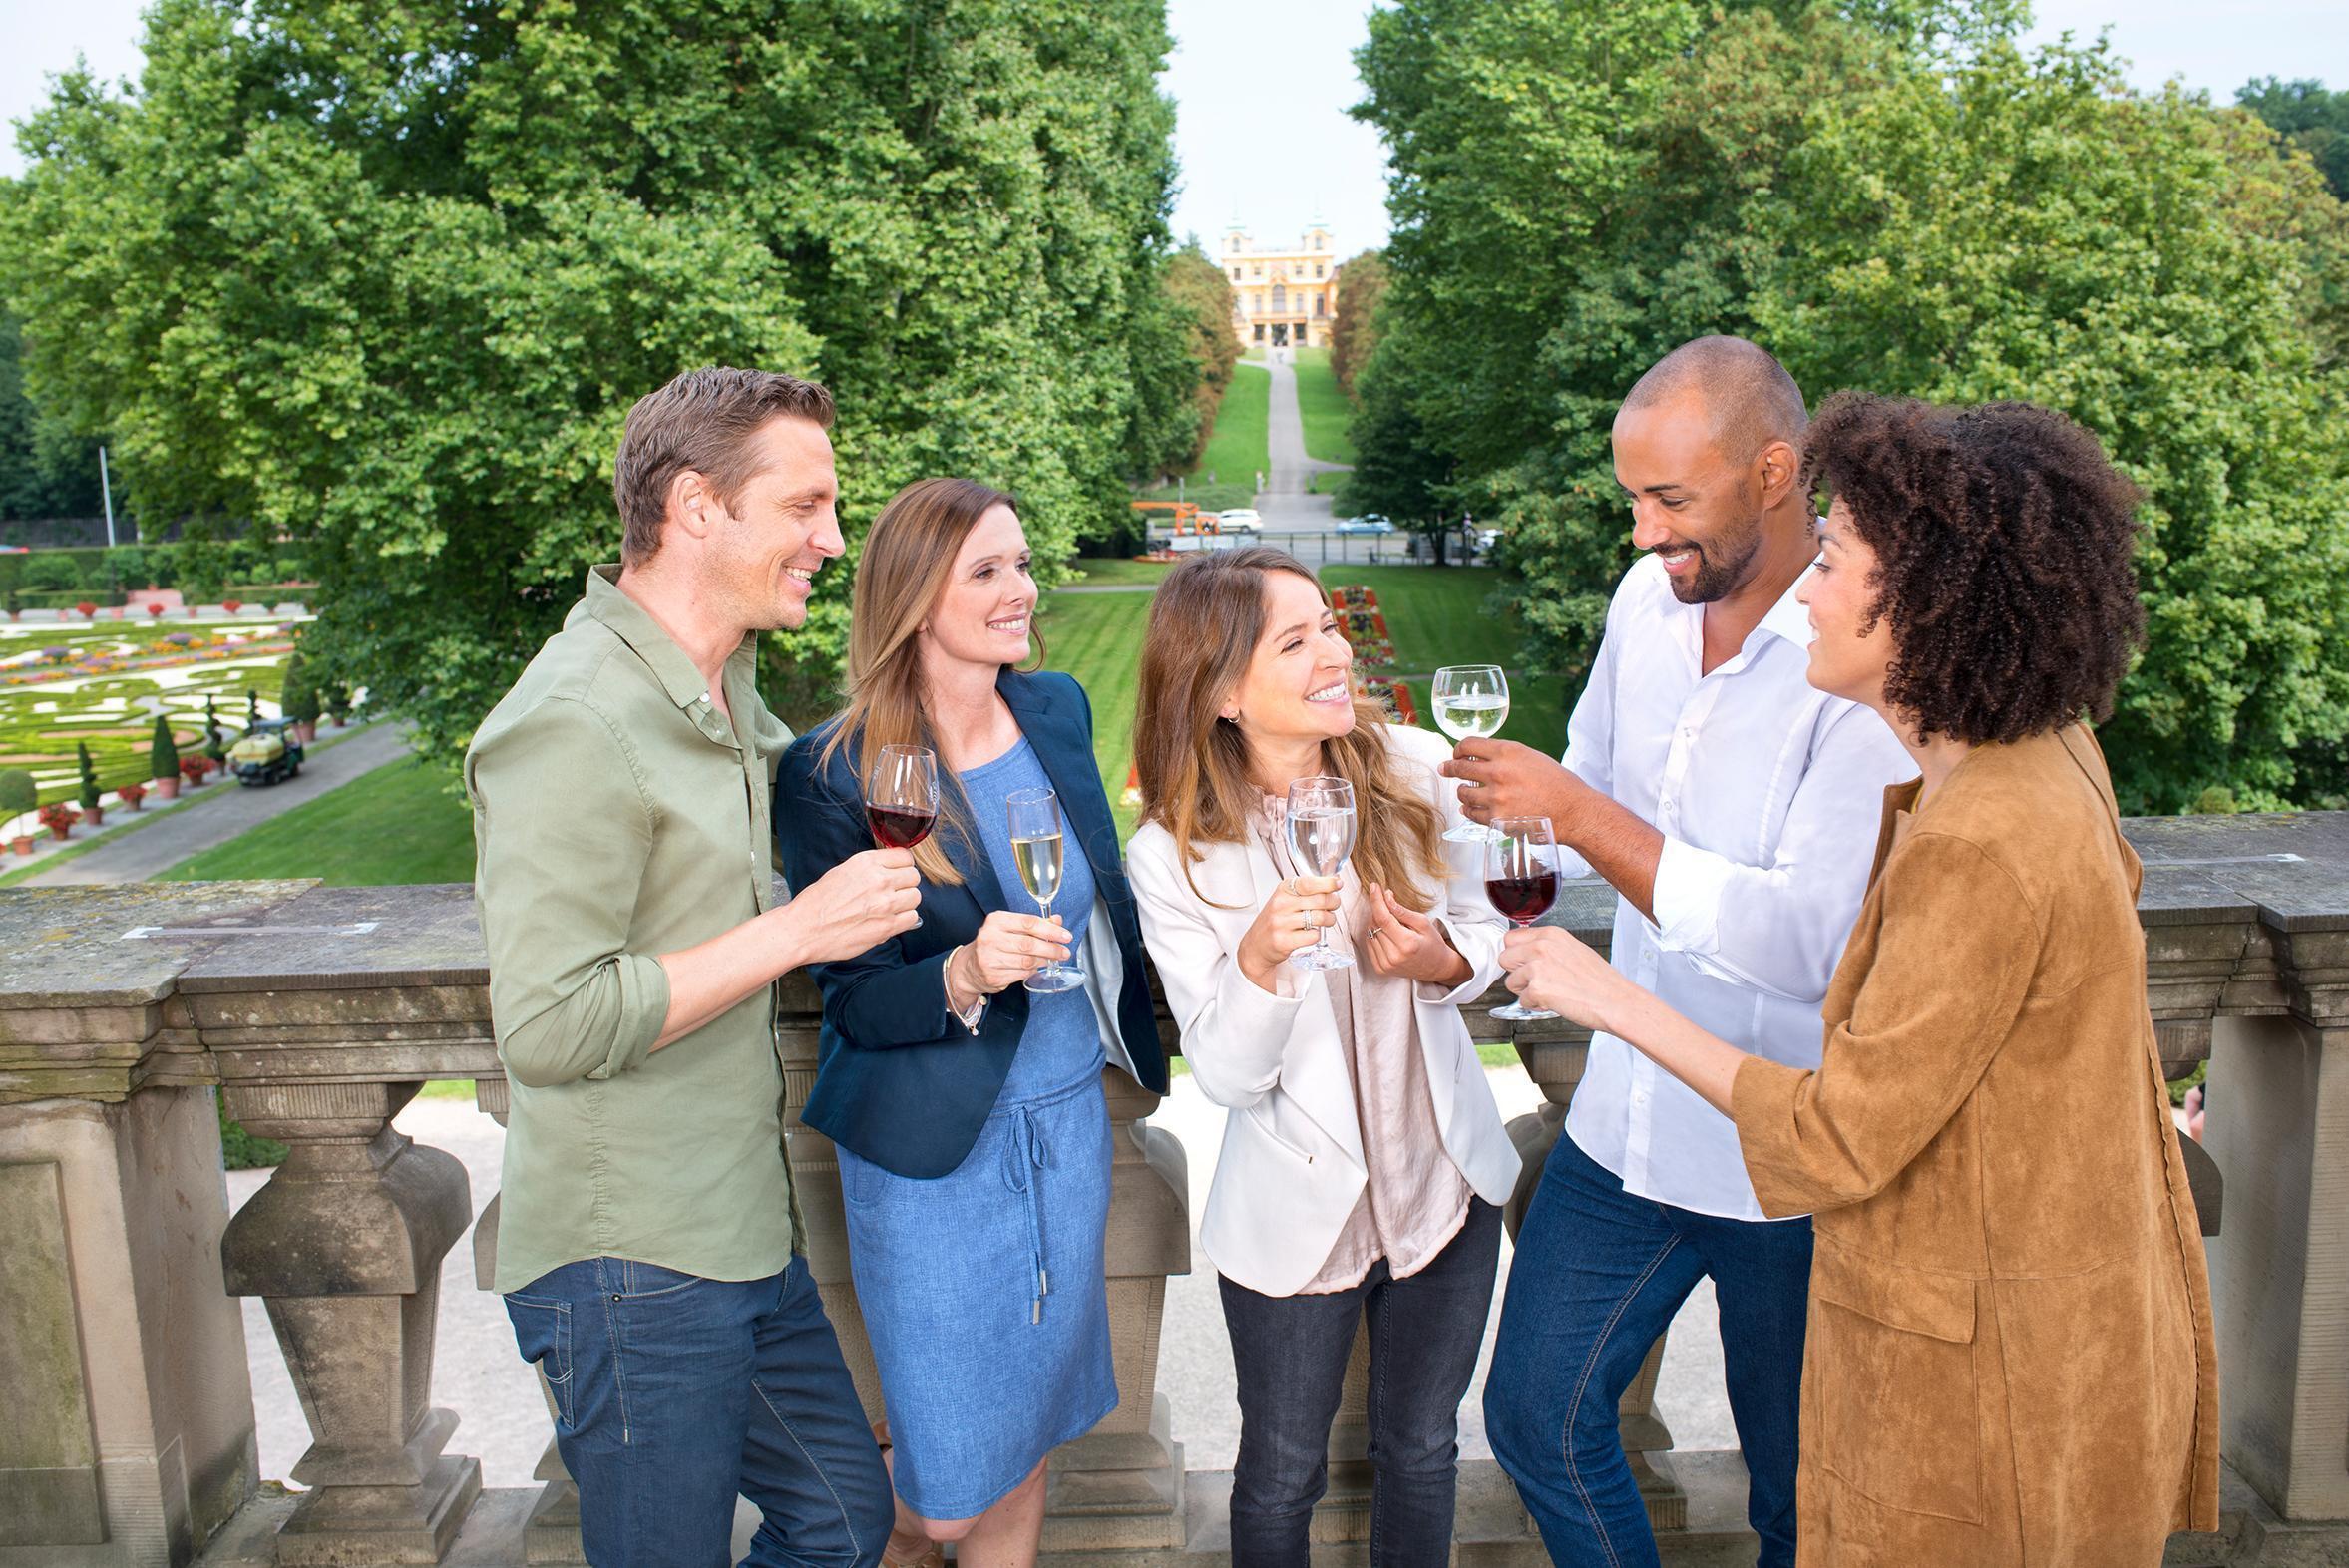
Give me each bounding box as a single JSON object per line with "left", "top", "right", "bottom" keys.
{"left": 1222, "top": 219, "right": 1339, "bottom": 348}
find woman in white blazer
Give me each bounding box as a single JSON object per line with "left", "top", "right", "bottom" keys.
{"left": 1124, "top": 547, "right": 1521, "bottom": 1566}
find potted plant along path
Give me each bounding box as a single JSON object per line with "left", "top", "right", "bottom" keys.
{"left": 75, "top": 743, "right": 104, "bottom": 827}
{"left": 37, "top": 802, "right": 79, "bottom": 842}
{"left": 151, "top": 715, "right": 183, "bottom": 799}
{"left": 117, "top": 781, "right": 146, "bottom": 811}
{"left": 280, "top": 653, "right": 321, "bottom": 743}
{"left": 1, "top": 769, "right": 36, "bottom": 854}
{"left": 178, "top": 757, "right": 209, "bottom": 790}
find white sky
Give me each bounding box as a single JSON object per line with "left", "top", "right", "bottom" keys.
{"left": 1, "top": 1, "right": 2343, "bottom": 262}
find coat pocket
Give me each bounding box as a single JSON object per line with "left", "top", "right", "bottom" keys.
{"left": 1809, "top": 1245, "right": 1983, "bottom": 1525}
{"left": 502, "top": 1293, "right": 576, "bottom": 1430}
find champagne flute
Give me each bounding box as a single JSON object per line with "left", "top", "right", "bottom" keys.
{"left": 1284, "top": 775, "right": 1358, "bottom": 972}
{"left": 1484, "top": 815, "right": 1559, "bottom": 1021}
{"left": 864, "top": 744, "right": 940, "bottom": 849}
{"left": 1006, "top": 786, "right": 1084, "bottom": 993}
{"left": 1431, "top": 664, "right": 1509, "bottom": 843}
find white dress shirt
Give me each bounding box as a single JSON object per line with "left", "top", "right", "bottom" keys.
{"left": 1558, "top": 552, "right": 1916, "bottom": 1221}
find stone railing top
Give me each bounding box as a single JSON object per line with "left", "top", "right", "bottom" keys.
{"left": 0, "top": 813, "right": 2342, "bottom": 1104}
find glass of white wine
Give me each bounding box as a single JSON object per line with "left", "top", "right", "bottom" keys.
{"left": 1431, "top": 664, "right": 1510, "bottom": 843}
{"left": 1285, "top": 775, "right": 1359, "bottom": 972}
{"left": 1006, "top": 786, "right": 1084, "bottom": 994}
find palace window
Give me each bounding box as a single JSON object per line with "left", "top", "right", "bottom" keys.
{"left": 1315, "top": 263, "right": 1325, "bottom": 279}
{"left": 1316, "top": 293, "right": 1327, "bottom": 316}
{"left": 1272, "top": 283, "right": 1287, "bottom": 312}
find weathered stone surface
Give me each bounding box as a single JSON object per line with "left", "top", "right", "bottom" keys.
{"left": 0, "top": 1160, "right": 104, "bottom": 1546}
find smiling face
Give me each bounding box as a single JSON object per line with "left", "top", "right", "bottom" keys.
{"left": 1223, "top": 568, "right": 1356, "bottom": 754}
{"left": 918, "top": 503, "right": 1035, "bottom": 672}
{"left": 702, "top": 415, "right": 844, "bottom": 632}
{"left": 1611, "top": 390, "right": 1769, "bottom": 605}
{"left": 1796, "top": 497, "right": 1898, "bottom": 710}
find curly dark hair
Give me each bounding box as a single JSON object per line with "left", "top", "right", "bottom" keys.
{"left": 1802, "top": 393, "right": 2147, "bottom": 746}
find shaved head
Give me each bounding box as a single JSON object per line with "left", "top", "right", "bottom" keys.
{"left": 1619, "top": 335, "right": 1808, "bottom": 465}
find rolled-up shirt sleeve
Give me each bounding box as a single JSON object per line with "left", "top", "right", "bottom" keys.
{"left": 468, "top": 697, "right": 671, "bottom": 1088}
{"left": 1649, "top": 702, "right": 1911, "bottom": 1003}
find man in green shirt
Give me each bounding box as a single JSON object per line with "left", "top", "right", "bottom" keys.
{"left": 468, "top": 367, "right": 918, "bottom": 1568}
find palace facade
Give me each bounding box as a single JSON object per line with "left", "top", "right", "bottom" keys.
{"left": 1223, "top": 220, "right": 1339, "bottom": 348}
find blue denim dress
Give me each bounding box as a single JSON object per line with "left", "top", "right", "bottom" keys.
{"left": 835, "top": 736, "right": 1117, "bottom": 1518}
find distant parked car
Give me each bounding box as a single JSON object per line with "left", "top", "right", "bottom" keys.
{"left": 1335, "top": 515, "right": 1394, "bottom": 535}
{"left": 1216, "top": 509, "right": 1263, "bottom": 533}
{"left": 1473, "top": 526, "right": 1500, "bottom": 551}
{"left": 227, "top": 718, "right": 304, "bottom": 786}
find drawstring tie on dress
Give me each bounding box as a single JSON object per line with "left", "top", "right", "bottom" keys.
{"left": 1002, "top": 1102, "right": 1056, "bottom": 1324}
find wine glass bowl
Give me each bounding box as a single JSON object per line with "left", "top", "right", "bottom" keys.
{"left": 865, "top": 744, "right": 940, "bottom": 849}
{"left": 1284, "top": 775, "right": 1359, "bottom": 972}
{"left": 1006, "top": 786, "right": 1084, "bottom": 993}
{"left": 1432, "top": 665, "right": 1509, "bottom": 844}
{"left": 1483, "top": 815, "right": 1559, "bottom": 1021}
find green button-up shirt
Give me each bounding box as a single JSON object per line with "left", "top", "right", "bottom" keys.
{"left": 467, "top": 566, "right": 798, "bottom": 1293}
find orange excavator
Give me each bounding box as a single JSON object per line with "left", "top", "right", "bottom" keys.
{"left": 1130, "top": 500, "right": 1216, "bottom": 560}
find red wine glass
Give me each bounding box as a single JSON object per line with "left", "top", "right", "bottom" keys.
{"left": 865, "top": 744, "right": 940, "bottom": 850}
{"left": 1484, "top": 815, "right": 1559, "bottom": 1022}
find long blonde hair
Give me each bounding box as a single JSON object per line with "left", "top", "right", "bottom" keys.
{"left": 817, "top": 477, "right": 1045, "bottom": 885}
{"left": 1133, "top": 547, "right": 1444, "bottom": 909}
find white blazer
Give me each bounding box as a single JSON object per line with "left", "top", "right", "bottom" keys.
{"left": 1125, "top": 722, "right": 1522, "bottom": 1297}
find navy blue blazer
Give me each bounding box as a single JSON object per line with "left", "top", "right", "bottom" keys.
{"left": 774, "top": 667, "right": 1169, "bottom": 1178}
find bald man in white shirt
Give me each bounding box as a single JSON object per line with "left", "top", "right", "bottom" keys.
{"left": 1450, "top": 337, "right": 1915, "bottom": 1568}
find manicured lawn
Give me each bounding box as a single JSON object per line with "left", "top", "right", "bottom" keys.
{"left": 1137, "top": 362, "right": 1270, "bottom": 519}
{"left": 1319, "top": 566, "right": 1571, "bottom": 752}
{"left": 159, "top": 755, "right": 476, "bottom": 886}
{"left": 1068, "top": 559, "right": 1176, "bottom": 587}
{"left": 1037, "top": 587, "right": 1156, "bottom": 838}
{"left": 1293, "top": 346, "right": 1357, "bottom": 466}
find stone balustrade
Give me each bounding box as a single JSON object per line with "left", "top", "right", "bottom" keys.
{"left": 1, "top": 811, "right": 2345, "bottom": 1565}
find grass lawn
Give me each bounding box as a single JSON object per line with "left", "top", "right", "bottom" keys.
{"left": 1319, "top": 566, "right": 1570, "bottom": 752}
{"left": 158, "top": 755, "right": 476, "bottom": 886}
{"left": 1292, "top": 346, "right": 1357, "bottom": 466}
{"left": 1067, "top": 559, "right": 1176, "bottom": 588}
{"left": 1036, "top": 587, "right": 1155, "bottom": 838}
{"left": 1136, "top": 362, "right": 1270, "bottom": 518}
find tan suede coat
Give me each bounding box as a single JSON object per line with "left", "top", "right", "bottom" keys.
{"left": 1732, "top": 726, "right": 2218, "bottom": 1566}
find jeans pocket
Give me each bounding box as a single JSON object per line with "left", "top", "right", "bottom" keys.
{"left": 504, "top": 1294, "right": 576, "bottom": 1429}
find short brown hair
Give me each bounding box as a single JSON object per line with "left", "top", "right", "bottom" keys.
{"left": 1803, "top": 392, "right": 2147, "bottom": 746}
{"left": 611, "top": 367, "right": 835, "bottom": 567}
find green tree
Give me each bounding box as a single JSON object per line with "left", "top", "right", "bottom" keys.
{"left": 149, "top": 713, "right": 180, "bottom": 781}
{"left": 1159, "top": 244, "right": 1243, "bottom": 471}
{"left": 0, "top": 311, "right": 107, "bottom": 521}
{"left": 1328, "top": 250, "right": 1388, "bottom": 398}
{"left": 1, "top": 0, "right": 1192, "bottom": 755}
{"left": 2239, "top": 77, "right": 2349, "bottom": 198}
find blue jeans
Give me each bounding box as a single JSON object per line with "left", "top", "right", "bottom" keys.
{"left": 504, "top": 1255, "right": 893, "bottom": 1568}
{"left": 1485, "top": 1133, "right": 1811, "bottom": 1568}
{"left": 1218, "top": 1198, "right": 1503, "bottom": 1567}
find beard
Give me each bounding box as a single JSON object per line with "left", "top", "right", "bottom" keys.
{"left": 1659, "top": 510, "right": 1765, "bottom": 605}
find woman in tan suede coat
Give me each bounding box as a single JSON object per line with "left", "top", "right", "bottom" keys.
{"left": 1501, "top": 394, "right": 2218, "bottom": 1566}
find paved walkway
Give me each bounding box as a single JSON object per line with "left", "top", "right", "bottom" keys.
{"left": 1255, "top": 348, "right": 1352, "bottom": 533}
{"left": 23, "top": 721, "right": 411, "bottom": 886}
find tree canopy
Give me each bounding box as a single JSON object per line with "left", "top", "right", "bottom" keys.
{"left": 0, "top": 0, "right": 1196, "bottom": 757}
{"left": 1351, "top": 0, "right": 2349, "bottom": 812}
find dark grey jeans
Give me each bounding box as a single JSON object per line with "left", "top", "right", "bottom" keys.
{"left": 1217, "top": 1197, "right": 1503, "bottom": 1566}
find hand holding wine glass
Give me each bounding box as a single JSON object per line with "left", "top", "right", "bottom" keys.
{"left": 1484, "top": 816, "right": 1560, "bottom": 1021}
{"left": 1006, "top": 787, "right": 1085, "bottom": 993}
{"left": 1431, "top": 665, "right": 1509, "bottom": 843}
{"left": 1285, "top": 776, "right": 1358, "bottom": 972}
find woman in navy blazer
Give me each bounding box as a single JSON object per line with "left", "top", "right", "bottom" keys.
{"left": 774, "top": 478, "right": 1165, "bottom": 1568}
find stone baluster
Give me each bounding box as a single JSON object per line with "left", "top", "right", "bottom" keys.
{"left": 468, "top": 1075, "right": 583, "bottom": 1564}
{"left": 217, "top": 1080, "right": 480, "bottom": 1564}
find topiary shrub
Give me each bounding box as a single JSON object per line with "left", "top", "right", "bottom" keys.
{"left": 75, "top": 742, "right": 101, "bottom": 812}
{"left": 0, "top": 768, "right": 36, "bottom": 824}
{"left": 150, "top": 714, "right": 181, "bottom": 780}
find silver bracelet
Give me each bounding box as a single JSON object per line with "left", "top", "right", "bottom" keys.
{"left": 944, "top": 944, "right": 986, "bottom": 1034}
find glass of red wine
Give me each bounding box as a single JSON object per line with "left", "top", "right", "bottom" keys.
{"left": 1484, "top": 815, "right": 1559, "bottom": 1022}
{"left": 865, "top": 744, "right": 940, "bottom": 850}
